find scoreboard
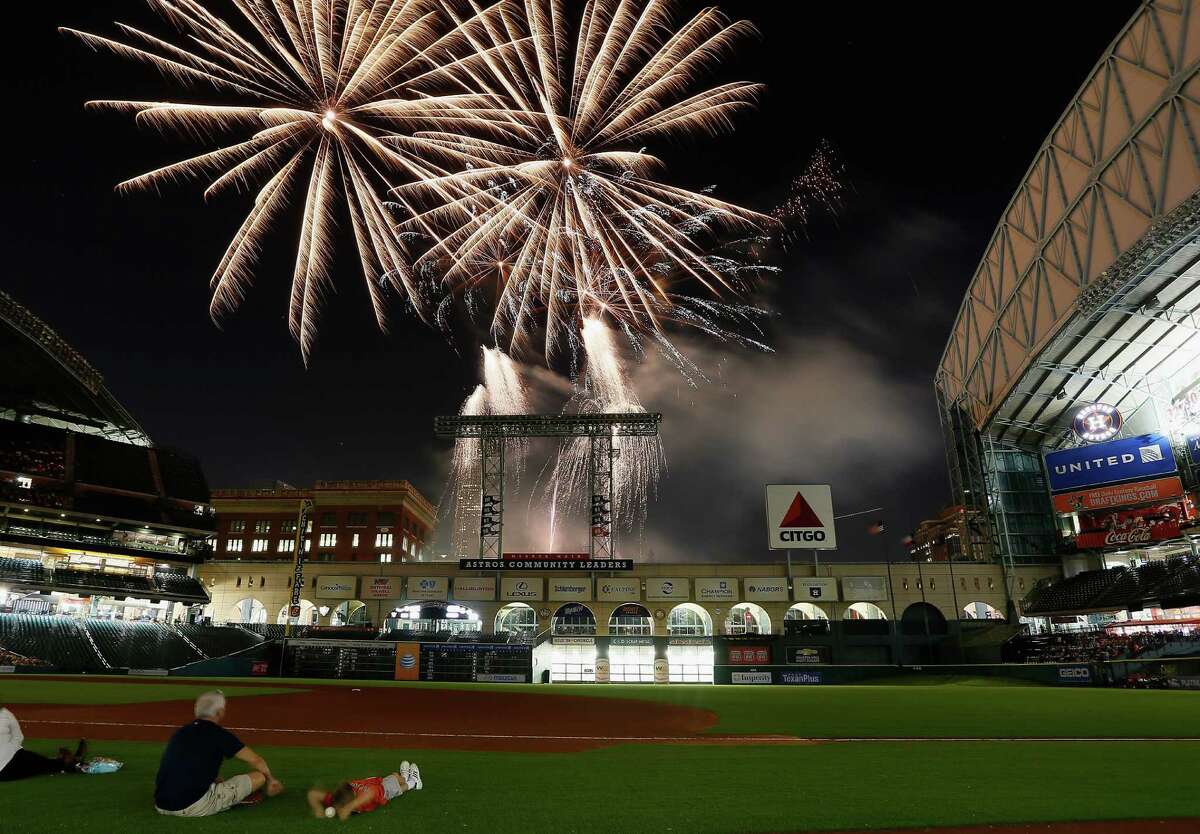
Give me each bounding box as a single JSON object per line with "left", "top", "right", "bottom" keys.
{"left": 284, "top": 638, "right": 532, "bottom": 682}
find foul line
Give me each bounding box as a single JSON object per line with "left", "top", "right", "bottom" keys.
{"left": 20, "top": 720, "right": 1200, "bottom": 744}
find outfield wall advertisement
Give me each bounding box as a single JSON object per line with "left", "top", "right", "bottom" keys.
{"left": 597, "top": 580, "right": 640, "bottom": 600}
{"left": 743, "top": 579, "right": 788, "bottom": 601}
{"left": 794, "top": 578, "right": 838, "bottom": 601}
{"left": 694, "top": 578, "right": 737, "bottom": 601}
{"left": 548, "top": 579, "right": 592, "bottom": 601}
{"left": 315, "top": 575, "right": 357, "bottom": 600}
{"left": 842, "top": 577, "right": 888, "bottom": 601}
{"left": 645, "top": 578, "right": 690, "bottom": 600}
{"left": 453, "top": 577, "right": 497, "bottom": 601}
{"left": 501, "top": 577, "right": 543, "bottom": 601}
{"left": 406, "top": 576, "right": 448, "bottom": 601}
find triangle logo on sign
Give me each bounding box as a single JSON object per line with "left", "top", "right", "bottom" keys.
{"left": 780, "top": 491, "right": 823, "bottom": 527}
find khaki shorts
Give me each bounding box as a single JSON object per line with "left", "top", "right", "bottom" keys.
{"left": 156, "top": 773, "right": 255, "bottom": 817}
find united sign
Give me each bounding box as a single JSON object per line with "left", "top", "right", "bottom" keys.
{"left": 1044, "top": 434, "right": 1176, "bottom": 493}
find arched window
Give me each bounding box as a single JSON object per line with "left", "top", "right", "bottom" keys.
{"left": 332, "top": 600, "right": 369, "bottom": 626}
{"left": 666, "top": 603, "right": 712, "bottom": 636}
{"left": 608, "top": 603, "right": 652, "bottom": 636}
{"left": 276, "top": 599, "right": 317, "bottom": 625}
{"left": 784, "top": 602, "right": 829, "bottom": 621}
{"left": 843, "top": 602, "right": 888, "bottom": 620}
{"left": 961, "top": 601, "right": 1005, "bottom": 621}
{"left": 229, "top": 597, "right": 266, "bottom": 624}
{"left": 551, "top": 603, "right": 596, "bottom": 636}
{"left": 725, "top": 603, "right": 771, "bottom": 635}
{"left": 495, "top": 603, "right": 538, "bottom": 637}
{"left": 901, "top": 602, "right": 948, "bottom": 635}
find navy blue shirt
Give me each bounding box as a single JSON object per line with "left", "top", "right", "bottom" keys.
{"left": 154, "top": 720, "right": 245, "bottom": 811}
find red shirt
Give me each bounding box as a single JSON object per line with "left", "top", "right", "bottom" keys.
{"left": 325, "top": 777, "right": 388, "bottom": 814}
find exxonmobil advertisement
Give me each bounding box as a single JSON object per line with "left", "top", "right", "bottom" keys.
{"left": 1075, "top": 502, "right": 1192, "bottom": 549}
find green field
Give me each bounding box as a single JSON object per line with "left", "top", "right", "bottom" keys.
{"left": 2, "top": 676, "right": 1198, "bottom": 832}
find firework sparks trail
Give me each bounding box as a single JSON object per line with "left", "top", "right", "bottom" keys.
{"left": 773, "top": 140, "right": 846, "bottom": 228}
{"left": 64, "top": 0, "right": 524, "bottom": 361}
{"left": 540, "top": 318, "right": 664, "bottom": 537}
{"left": 395, "top": 0, "right": 781, "bottom": 367}
{"left": 442, "top": 346, "right": 530, "bottom": 552}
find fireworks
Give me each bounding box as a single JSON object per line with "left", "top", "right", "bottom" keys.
{"left": 64, "top": 0, "right": 516, "bottom": 360}
{"left": 396, "top": 0, "right": 779, "bottom": 364}
{"left": 773, "top": 140, "right": 846, "bottom": 227}
{"left": 542, "top": 318, "right": 664, "bottom": 540}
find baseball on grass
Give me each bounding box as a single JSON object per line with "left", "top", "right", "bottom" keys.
{"left": 325, "top": 806, "right": 336, "bottom": 818}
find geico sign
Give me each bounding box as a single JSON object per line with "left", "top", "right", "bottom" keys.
{"left": 779, "top": 530, "right": 827, "bottom": 543}
{"left": 1058, "top": 667, "right": 1091, "bottom": 680}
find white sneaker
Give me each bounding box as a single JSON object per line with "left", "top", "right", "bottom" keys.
{"left": 399, "top": 761, "right": 411, "bottom": 781}
{"left": 407, "top": 763, "right": 422, "bottom": 791}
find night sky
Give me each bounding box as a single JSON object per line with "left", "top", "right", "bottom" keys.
{"left": 7, "top": 1, "right": 1138, "bottom": 562}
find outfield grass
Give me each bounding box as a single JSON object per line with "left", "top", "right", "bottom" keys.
{"left": 0, "top": 680, "right": 302, "bottom": 706}
{"left": 2, "top": 737, "right": 1198, "bottom": 833}
{"left": 6, "top": 675, "right": 1200, "bottom": 738}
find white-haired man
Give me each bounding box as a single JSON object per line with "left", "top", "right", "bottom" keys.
{"left": 153, "top": 690, "right": 283, "bottom": 817}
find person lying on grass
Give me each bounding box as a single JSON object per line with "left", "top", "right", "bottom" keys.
{"left": 306, "top": 761, "right": 422, "bottom": 820}
{"left": 154, "top": 690, "right": 283, "bottom": 817}
{"left": 0, "top": 704, "right": 87, "bottom": 781}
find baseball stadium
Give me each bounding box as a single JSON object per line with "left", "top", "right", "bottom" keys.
{"left": 4, "top": 2, "right": 1200, "bottom": 832}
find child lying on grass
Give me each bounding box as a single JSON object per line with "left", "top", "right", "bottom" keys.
{"left": 306, "top": 761, "right": 422, "bottom": 820}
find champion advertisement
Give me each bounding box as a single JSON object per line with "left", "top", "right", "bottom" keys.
{"left": 1051, "top": 476, "right": 1185, "bottom": 513}
{"left": 765, "top": 484, "right": 837, "bottom": 550}
{"left": 1044, "top": 434, "right": 1177, "bottom": 492}
{"left": 1075, "top": 503, "right": 1191, "bottom": 549}
{"left": 694, "top": 578, "right": 737, "bottom": 602}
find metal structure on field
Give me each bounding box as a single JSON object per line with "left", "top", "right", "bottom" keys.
{"left": 434, "top": 413, "right": 662, "bottom": 560}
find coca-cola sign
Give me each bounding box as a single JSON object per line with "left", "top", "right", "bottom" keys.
{"left": 1075, "top": 502, "right": 1189, "bottom": 550}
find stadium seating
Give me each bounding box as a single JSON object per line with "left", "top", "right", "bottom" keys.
{"left": 1020, "top": 557, "right": 1200, "bottom": 615}
{"left": 84, "top": 620, "right": 202, "bottom": 669}
{"left": 53, "top": 567, "right": 156, "bottom": 595}
{"left": 0, "top": 422, "right": 67, "bottom": 479}
{"left": 0, "top": 556, "right": 47, "bottom": 584}
{"left": 175, "top": 624, "right": 262, "bottom": 658}
{"left": 1005, "top": 628, "right": 1199, "bottom": 663}
{"left": 155, "top": 572, "right": 207, "bottom": 598}
{"left": 0, "top": 613, "right": 107, "bottom": 671}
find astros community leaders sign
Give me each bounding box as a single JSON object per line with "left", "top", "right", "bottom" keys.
{"left": 765, "top": 484, "right": 837, "bottom": 550}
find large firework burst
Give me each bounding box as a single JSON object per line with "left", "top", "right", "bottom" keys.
{"left": 397, "top": 0, "right": 778, "bottom": 364}
{"left": 64, "top": 0, "right": 517, "bottom": 360}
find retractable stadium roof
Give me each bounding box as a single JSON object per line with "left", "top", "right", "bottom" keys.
{"left": 936, "top": 1, "right": 1200, "bottom": 446}
{"left": 0, "top": 289, "right": 149, "bottom": 446}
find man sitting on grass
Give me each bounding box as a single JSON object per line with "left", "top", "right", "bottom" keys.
{"left": 154, "top": 690, "right": 283, "bottom": 817}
